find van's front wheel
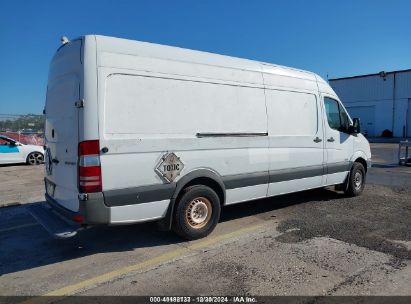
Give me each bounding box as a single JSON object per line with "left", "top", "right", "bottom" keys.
{"left": 344, "top": 162, "right": 366, "bottom": 197}
{"left": 172, "top": 185, "right": 221, "bottom": 240}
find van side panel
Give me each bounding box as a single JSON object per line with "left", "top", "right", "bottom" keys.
{"left": 98, "top": 64, "right": 269, "bottom": 218}
{"left": 109, "top": 200, "right": 170, "bottom": 224}
{"left": 103, "top": 74, "right": 266, "bottom": 137}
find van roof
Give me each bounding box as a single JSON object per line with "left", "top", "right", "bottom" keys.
{"left": 89, "top": 35, "right": 324, "bottom": 83}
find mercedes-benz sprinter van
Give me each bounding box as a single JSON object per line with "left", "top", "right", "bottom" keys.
{"left": 30, "top": 35, "right": 371, "bottom": 240}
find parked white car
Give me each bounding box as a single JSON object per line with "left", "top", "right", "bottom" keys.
{"left": 30, "top": 35, "right": 371, "bottom": 240}
{"left": 0, "top": 135, "right": 44, "bottom": 165}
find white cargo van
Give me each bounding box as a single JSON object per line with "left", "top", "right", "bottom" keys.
{"left": 29, "top": 35, "right": 371, "bottom": 240}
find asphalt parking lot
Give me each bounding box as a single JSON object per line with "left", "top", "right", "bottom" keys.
{"left": 0, "top": 143, "right": 410, "bottom": 298}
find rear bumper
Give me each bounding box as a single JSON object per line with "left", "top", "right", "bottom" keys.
{"left": 46, "top": 192, "right": 110, "bottom": 225}
{"left": 36, "top": 187, "right": 169, "bottom": 237}
{"left": 45, "top": 187, "right": 171, "bottom": 226}
{"left": 78, "top": 192, "right": 111, "bottom": 224}
{"left": 27, "top": 193, "right": 112, "bottom": 239}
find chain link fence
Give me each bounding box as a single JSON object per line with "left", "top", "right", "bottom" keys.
{"left": 0, "top": 114, "right": 44, "bottom": 146}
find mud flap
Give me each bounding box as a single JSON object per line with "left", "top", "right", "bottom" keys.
{"left": 156, "top": 198, "right": 175, "bottom": 231}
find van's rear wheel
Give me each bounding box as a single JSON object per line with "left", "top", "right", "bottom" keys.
{"left": 26, "top": 152, "right": 44, "bottom": 165}
{"left": 344, "top": 162, "right": 366, "bottom": 197}
{"left": 172, "top": 185, "right": 221, "bottom": 240}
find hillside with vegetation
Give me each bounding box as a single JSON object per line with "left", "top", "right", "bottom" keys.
{"left": 0, "top": 114, "right": 44, "bottom": 132}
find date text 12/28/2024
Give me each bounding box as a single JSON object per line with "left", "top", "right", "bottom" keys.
{"left": 149, "top": 296, "right": 257, "bottom": 303}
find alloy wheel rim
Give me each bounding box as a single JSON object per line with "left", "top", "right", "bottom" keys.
{"left": 29, "top": 153, "right": 43, "bottom": 165}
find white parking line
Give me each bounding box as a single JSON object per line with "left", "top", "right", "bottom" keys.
{"left": 0, "top": 222, "right": 39, "bottom": 233}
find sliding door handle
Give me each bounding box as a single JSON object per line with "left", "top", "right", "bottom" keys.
{"left": 313, "top": 137, "right": 322, "bottom": 143}
{"left": 327, "top": 137, "right": 335, "bottom": 142}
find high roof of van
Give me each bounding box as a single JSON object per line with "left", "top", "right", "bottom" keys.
{"left": 93, "top": 36, "right": 321, "bottom": 78}
{"left": 80, "top": 35, "right": 335, "bottom": 96}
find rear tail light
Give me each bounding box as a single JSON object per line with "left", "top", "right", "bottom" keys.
{"left": 72, "top": 214, "right": 85, "bottom": 223}
{"left": 78, "top": 140, "right": 102, "bottom": 193}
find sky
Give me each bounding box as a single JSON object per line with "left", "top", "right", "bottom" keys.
{"left": 0, "top": 0, "right": 410, "bottom": 115}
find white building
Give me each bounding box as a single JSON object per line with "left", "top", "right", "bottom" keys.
{"left": 329, "top": 69, "right": 411, "bottom": 137}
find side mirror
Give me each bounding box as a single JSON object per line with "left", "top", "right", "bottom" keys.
{"left": 348, "top": 118, "right": 361, "bottom": 134}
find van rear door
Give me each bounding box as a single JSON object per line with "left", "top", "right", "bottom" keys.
{"left": 44, "top": 40, "right": 82, "bottom": 212}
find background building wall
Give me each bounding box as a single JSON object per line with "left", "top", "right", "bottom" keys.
{"left": 393, "top": 71, "right": 411, "bottom": 137}
{"left": 330, "top": 70, "right": 411, "bottom": 137}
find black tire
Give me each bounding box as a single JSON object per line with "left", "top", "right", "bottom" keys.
{"left": 344, "top": 162, "right": 366, "bottom": 197}
{"left": 26, "top": 152, "right": 44, "bottom": 165}
{"left": 172, "top": 185, "right": 221, "bottom": 240}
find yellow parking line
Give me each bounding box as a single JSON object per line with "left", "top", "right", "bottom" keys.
{"left": 0, "top": 222, "right": 39, "bottom": 233}
{"left": 20, "top": 223, "right": 266, "bottom": 303}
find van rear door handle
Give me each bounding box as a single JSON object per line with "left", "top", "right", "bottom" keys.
{"left": 313, "top": 137, "right": 322, "bottom": 143}
{"left": 327, "top": 137, "right": 335, "bottom": 142}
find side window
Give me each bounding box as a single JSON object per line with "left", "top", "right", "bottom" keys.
{"left": 0, "top": 138, "right": 10, "bottom": 145}
{"left": 324, "top": 97, "right": 351, "bottom": 132}
{"left": 340, "top": 107, "right": 350, "bottom": 131}
{"left": 324, "top": 98, "right": 341, "bottom": 130}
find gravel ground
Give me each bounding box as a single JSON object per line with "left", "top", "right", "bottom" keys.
{"left": 0, "top": 184, "right": 410, "bottom": 296}
{"left": 72, "top": 184, "right": 410, "bottom": 296}
{"left": 0, "top": 164, "right": 44, "bottom": 207}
